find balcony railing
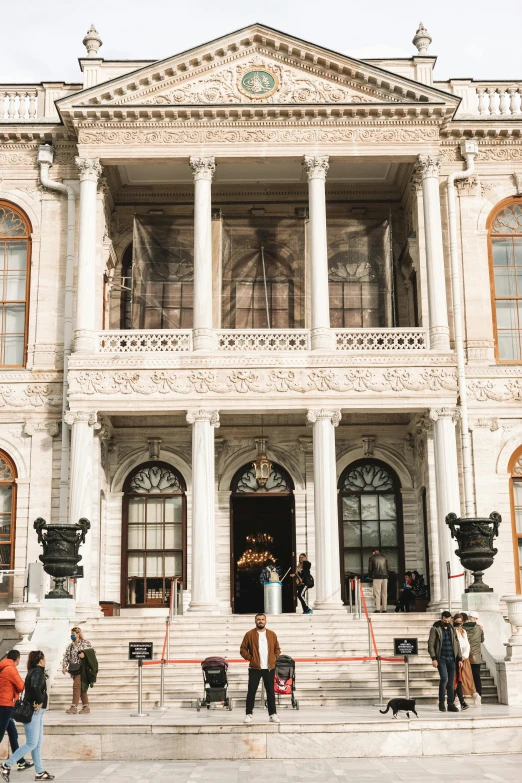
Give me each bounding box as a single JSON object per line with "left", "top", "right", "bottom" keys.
{"left": 334, "top": 328, "right": 429, "bottom": 351}
{"left": 95, "top": 327, "right": 429, "bottom": 353}
{"left": 1, "top": 89, "right": 39, "bottom": 121}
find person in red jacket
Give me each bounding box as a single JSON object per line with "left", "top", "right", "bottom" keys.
{"left": 0, "top": 651, "right": 33, "bottom": 771}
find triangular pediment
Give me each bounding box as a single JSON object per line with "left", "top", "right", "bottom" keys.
{"left": 58, "top": 24, "right": 458, "bottom": 116}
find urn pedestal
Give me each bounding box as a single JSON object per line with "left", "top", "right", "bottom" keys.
{"left": 445, "top": 512, "right": 501, "bottom": 592}
{"left": 503, "top": 594, "right": 522, "bottom": 660}
{"left": 9, "top": 602, "right": 39, "bottom": 651}
{"left": 33, "top": 517, "right": 90, "bottom": 599}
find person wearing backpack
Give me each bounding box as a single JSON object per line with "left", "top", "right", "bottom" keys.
{"left": 291, "top": 553, "right": 314, "bottom": 615}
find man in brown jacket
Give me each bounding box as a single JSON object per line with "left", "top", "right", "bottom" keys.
{"left": 240, "top": 613, "right": 281, "bottom": 724}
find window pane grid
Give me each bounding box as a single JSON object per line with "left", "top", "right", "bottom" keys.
{"left": 0, "top": 235, "right": 28, "bottom": 367}
{"left": 492, "top": 232, "right": 522, "bottom": 361}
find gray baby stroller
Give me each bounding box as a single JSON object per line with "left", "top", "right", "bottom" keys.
{"left": 197, "top": 656, "right": 233, "bottom": 711}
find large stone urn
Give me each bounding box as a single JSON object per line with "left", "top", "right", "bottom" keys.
{"left": 10, "top": 602, "right": 39, "bottom": 648}
{"left": 445, "top": 512, "right": 501, "bottom": 592}
{"left": 502, "top": 594, "right": 522, "bottom": 660}
{"left": 33, "top": 517, "right": 90, "bottom": 599}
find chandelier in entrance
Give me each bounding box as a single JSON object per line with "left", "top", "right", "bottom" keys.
{"left": 237, "top": 533, "right": 275, "bottom": 571}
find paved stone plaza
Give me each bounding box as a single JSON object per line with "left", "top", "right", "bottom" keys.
{"left": 31, "top": 755, "right": 522, "bottom": 782}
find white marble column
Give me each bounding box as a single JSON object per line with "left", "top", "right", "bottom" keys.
{"left": 303, "top": 156, "right": 334, "bottom": 351}
{"left": 417, "top": 155, "right": 450, "bottom": 351}
{"left": 74, "top": 157, "right": 102, "bottom": 352}
{"left": 64, "top": 410, "right": 100, "bottom": 614}
{"left": 306, "top": 408, "right": 343, "bottom": 609}
{"left": 430, "top": 407, "right": 462, "bottom": 607}
{"left": 187, "top": 409, "right": 220, "bottom": 612}
{"left": 190, "top": 157, "right": 216, "bottom": 352}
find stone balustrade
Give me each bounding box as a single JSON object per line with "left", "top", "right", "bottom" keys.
{"left": 95, "top": 328, "right": 429, "bottom": 353}
{"left": 1, "top": 89, "right": 39, "bottom": 121}
{"left": 475, "top": 85, "right": 522, "bottom": 116}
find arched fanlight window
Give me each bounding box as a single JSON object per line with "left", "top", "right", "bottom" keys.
{"left": 0, "top": 451, "right": 17, "bottom": 590}
{"left": 489, "top": 200, "right": 522, "bottom": 361}
{"left": 509, "top": 448, "right": 522, "bottom": 592}
{"left": 338, "top": 459, "right": 403, "bottom": 589}
{"left": 0, "top": 202, "right": 31, "bottom": 367}
{"left": 231, "top": 462, "right": 294, "bottom": 494}
{"left": 122, "top": 462, "right": 186, "bottom": 606}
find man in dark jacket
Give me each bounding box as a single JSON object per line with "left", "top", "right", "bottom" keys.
{"left": 240, "top": 613, "right": 281, "bottom": 725}
{"left": 428, "top": 611, "right": 462, "bottom": 712}
{"left": 368, "top": 549, "right": 389, "bottom": 613}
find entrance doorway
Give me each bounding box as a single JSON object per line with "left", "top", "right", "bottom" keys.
{"left": 230, "top": 462, "right": 295, "bottom": 614}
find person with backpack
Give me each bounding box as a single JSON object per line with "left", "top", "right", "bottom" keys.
{"left": 0, "top": 651, "right": 33, "bottom": 771}
{"left": 290, "top": 553, "right": 314, "bottom": 615}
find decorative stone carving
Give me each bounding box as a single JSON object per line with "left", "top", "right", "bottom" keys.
{"left": 412, "top": 22, "right": 432, "bottom": 54}
{"left": 429, "top": 407, "right": 460, "bottom": 424}
{"left": 23, "top": 420, "right": 60, "bottom": 437}
{"left": 416, "top": 154, "right": 442, "bottom": 178}
{"left": 189, "top": 156, "right": 216, "bottom": 181}
{"left": 0, "top": 383, "right": 60, "bottom": 409}
{"left": 361, "top": 435, "right": 375, "bottom": 456}
{"left": 83, "top": 24, "right": 102, "bottom": 58}
{"left": 306, "top": 409, "right": 341, "bottom": 426}
{"left": 75, "top": 157, "right": 102, "bottom": 182}
{"left": 186, "top": 409, "right": 220, "bottom": 427}
{"left": 303, "top": 155, "right": 329, "bottom": 180}
{"left": 64, "top": 411, "right": 99, "bottom": 427}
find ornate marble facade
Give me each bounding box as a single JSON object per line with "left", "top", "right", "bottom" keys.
{"left": 1, "top": 23, "right": 522, "bottom": 618}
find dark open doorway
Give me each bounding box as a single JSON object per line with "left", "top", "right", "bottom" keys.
{"left": 230, "top": 462, "right": 295, "bottom": 614}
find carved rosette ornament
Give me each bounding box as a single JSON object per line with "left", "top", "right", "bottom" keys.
{"left": 445, "top": 511, "right": 501, "bottom": 593}
{"left": 416, "top": 154, "right": 442, "bottom": 180}
{"left": 303, "top": 155, "right": 329, "bottom": 181}
{"left": 189, "top": 156, "right": 216, "bottom": 181}
{"left": 33, "top": 516, "right": 91, "bottom": 599}
{"left": 75, "top": 156, "right": 102, "bottom": 182}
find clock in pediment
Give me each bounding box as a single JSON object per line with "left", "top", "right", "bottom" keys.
{"left": 238, "top": 65, "right": 280, "bottom": 100}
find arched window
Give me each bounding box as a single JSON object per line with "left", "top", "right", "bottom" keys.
{"left": 0, "top": 451, "right": 17, "bottom": 584}
{"left": 122, "top": 462, "right": 186, "bottom": 606}
{"left": 489, "top": 200, "right": 522, "bottom": 361}
{"left": 509, "top": 448, "right": 522, "bottom": 592}
{"left": 0, "top": 202, "right": 31, "bottom": 367}
{"left": 338, "top": 459, "right": 403, "bottom": 596}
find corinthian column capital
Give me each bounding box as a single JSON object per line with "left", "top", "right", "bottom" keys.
{"left": 75, "top": 156, "right": 102, "bottom": 182}
{"left": 416, "top": 154, "right": 442, "bottom": 179}
{"left": 64, "top": 411, "right": 99, "bottom": 427}
{"left": 189, "top": 156, "right": 216, "bottom": 181}
{"left": 186, "top": 409, "right": 220, "bottom": 428}
{"left": 429, "top": 407, "right": 460, "bottom": 424}
{"left": 306, "top": 408, "right": 341, "bottom": 427}
{"left": 303, "top": 155, "right": 329, "bottom": 180}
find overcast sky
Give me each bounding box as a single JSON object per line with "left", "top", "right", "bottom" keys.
{"left": 1, "top": 0, "right": 520, "bottom": 84}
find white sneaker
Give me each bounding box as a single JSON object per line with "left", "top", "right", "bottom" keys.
{"left": 244, "top": 714, "right": 253, "bottom": 724}
{"left": 473, "top": 693, "right": 482, "bottom": 707}
{"left": 269, "top": 714, "right": 280, "bottom": 723}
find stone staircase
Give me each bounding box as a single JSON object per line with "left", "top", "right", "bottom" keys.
{"left": 49, "top": 612, "right": 498, "bottom": 710}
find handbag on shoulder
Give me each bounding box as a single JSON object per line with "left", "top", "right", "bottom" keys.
{"left": 13, "top": 694, "right": 33, "bottom": 724}
{"left": 68, "top": 662, "right": 82, "bottom": 675}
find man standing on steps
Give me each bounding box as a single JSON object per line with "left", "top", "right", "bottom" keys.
{"left": 428, "top": 610, "right": 462, "bottom": 713}
{"left": 368, "top": 548, "right": 389, "bottom": 613}
{"left": 240, "top": 613, "right": 281, "bottom": 724}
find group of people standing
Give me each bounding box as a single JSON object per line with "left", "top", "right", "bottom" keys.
{"left": 0, "top": 626, "right": 97, "bottom": 781}
{"left": 428, "top": 609, "right": 485, "bottom": 712}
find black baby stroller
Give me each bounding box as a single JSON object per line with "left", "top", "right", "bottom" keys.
{"left": 197, "top": 656, "right": 233, "bottom": 711}
{"left": 274, "top": 654, "right": 298, "bottom": 709}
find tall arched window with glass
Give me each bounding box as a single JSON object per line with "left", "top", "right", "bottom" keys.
{"left": 509, "top": 450, "right": 522, "bottom": 593}
{"left": 338, "top": 460, "right": 403, "bottom": 598}
{"left": 0, "top": 203, "right": 30, "bottom": 367}
{"left": 0, "top": 452, "right": 16, "bottom": 602}
{"left": 490, "top": 201, "right": 522, "bottom": 361}
{"left": 122, "top": 462, "right": 186, "bottom": 607}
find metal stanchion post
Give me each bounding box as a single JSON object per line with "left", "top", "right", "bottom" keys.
{"left": 357, "top": 580, "right": 362, "bottom": 620}
{"left": 166, "top": 618, "right": 170, "bottom": 663}
{"left": 404, "top": 655, "right": 410, "bottom": 699}
{"left": 154, "top": 660, "right": 167, "bottom": 712}
{"left": 367, "top": 617, "right": 372, "bottom": 657}
{"left": 446, "top": 561, "right": 452, "bottom": 616}
{"left": 377, "top": 656, "right": 384, "bottom": 706}
{"left": 131, "top": 660, "right": 149, "bottom": 717}
{"left": 348, "top": 580, "right": 353, "bottom": 615}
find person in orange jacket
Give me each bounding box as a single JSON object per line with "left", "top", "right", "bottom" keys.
{"left": 0, "top": 651, "right": 33, "bottom": 771}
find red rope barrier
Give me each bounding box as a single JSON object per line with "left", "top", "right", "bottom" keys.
{"left": 448, "top": 572, "right": 465, "bottom": 579}
{"left": 141, "top": 655, "right": 406, "bottom": 666}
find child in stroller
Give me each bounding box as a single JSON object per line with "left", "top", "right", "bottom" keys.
{"left": 197, "top": 656, "right": 233, "bottom": 711}
{"left": 274, "top": 654, "right": 299, "bottom": 709}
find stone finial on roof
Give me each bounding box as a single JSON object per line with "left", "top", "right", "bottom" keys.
{"left": 83, "top": 24, "right": 102, "bottom": 58}
{"left": 412, "top": 22, "right": 432, "bottom": 54}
